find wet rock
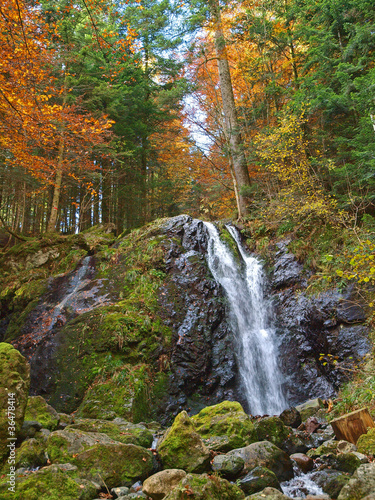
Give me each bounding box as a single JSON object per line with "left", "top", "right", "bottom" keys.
{"left": 324, "top": 452, "right": 362, "bottom": 473}
{"left": 227, "top": 441, "right": 294, "bottom": 481}
{"left": 142, "top": 469, "right": 187, "bottom": 499}
{"left": 290, "top": 453, "right": 313, "bottom": 473}
{"left": 239, "top": 466, "right": 281, "bottom": 495}
{"left": 279, "top": 407, "right": 302, "bottom": 428}
{"left": 211, "top": 454, "right": 245, "bottom": 478}
{"left": 304, "top": 417, "right": 321, "bottom": 434}
{"left": 157, "top": 411, "right": 211, "bottom": 473}
{"left": 338, "top": 463, "right": 375, "bottom": 499}
{"left": 111, "top": 487, "right": 130, "bottom": 498}
{"left": 191, "top": 400, "right": 257, "bottom": 451}
{"left": 0, "top": 343, "right": 30, "bottom": 461}
{"left": 254, "top": 417, "right": 290, "bottom": 448}
{"left": 24, "top": 395, "right": 60, "bottom": 431}
{"left": 295, "top": 399, "right": 325, "bottom": 422}
{"left": 310, "top": 469, "right": 351, "bottom": 498}
{"left": 163, "top": 473, "right": 245, "bottom": 499}
{"left": 307, "top": 439, "right": 338, "bottom": 458}
{"left": 272, "top": 240, "right": 303, "bottom": 289}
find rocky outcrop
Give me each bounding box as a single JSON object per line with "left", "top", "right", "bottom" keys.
{"left": 270, "top": 239, "right": 370, "bottom": 405}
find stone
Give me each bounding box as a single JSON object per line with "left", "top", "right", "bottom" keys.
{"left": 239, "top": 466, "right": 281, "bottom": 495}
{"left": 15, "top": 437, "right": 48, "bottom": 469}
{"left": 227, "top": 441, "right": 294, "bottom": 481}
{"left": 311, "top": 469, "right": 351, "bottom": 498}
{"left": 142, "top": 469, "right": 187, "bottom": 500}
{"left": 254, "top": 417, "right": 290, "bottom": 448}
{"left": 336, "top": 440, "right": 357, "bottom": 453}
{"left": 211, "top": 454, "right": 245, "bottom": 478}
{"left": 290, "top": 453, "right": 313, "bottom": 473}
{"left": 325, "top": 452, "right": 362, "bottom": 473}
{"left": 305, "top": 417, "right": 321, "bottom": 434}
{"left": 163, "top": 473, "right": 245, "bottom": 499}
{"left": 17, "top": 420, "right": 43, "bottom": 441}
{"left": 67, "top": 417, "right": 153, "bottom": 448}
{"left": 338, "top": 463, "right": 375, "bottom": 500}
{"left": 25, "top": 395, "right": 60, "bottom": 431}
{"left": 157, "top": 411, "right": 211, "bottom": 473}
{"left": 279, "top": 407, "right": 302, "bottom": 428}
{"left": 0, "top": 343, "right": 30, "bottom": 461}
{"left": 244, "top": 486, "right": 292, "bottom": 499}
{"left": 357, "top": 427, "right": 375, "bottom": 455}
{"left": 191, "top": 401, "right": 258, "bottom": 451}
{"left": 295, "top": 399, "right": 325, "bottom": 421}
{"left": 57, "top": 413, "right": 74, "bottom": 429}
{"left": 111, "top": 486, "right": 130, "bottom": 498}
{"left": 307, "top": 439, "right": 338, "bottom": 458}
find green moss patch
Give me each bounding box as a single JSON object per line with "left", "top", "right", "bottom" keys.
{"left": 164, "top": 473, "right": 245, "bottom": 500}
{"left": 24, "top": 396, "right": 59, "bottom": 431}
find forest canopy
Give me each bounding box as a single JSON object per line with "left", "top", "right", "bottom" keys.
{"left": 0, "top": 0, "right": 375, "bottom": 235}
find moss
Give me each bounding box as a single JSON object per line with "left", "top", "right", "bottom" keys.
{"left": 254, "top": 417, "right": 290, "bottom": 448}
{"left": 75, "top": 442, "right": 153, "bottom": 488}
{"left": 15, "top": 438, "right": 47, "bottom": 469}
{"left": 191, "top": 401, "right": 258, "bottom": 451}
{"left": 24, "top": 396, "right": 59, "bottom": 431}
{"left": 0, "top": 465, "right": 96, "bottom": 500}
{"left": 357, "top": 428, "right": 375, "bottom": 455}
{"left": 158, "top": 411, "right": 211, "bottom": 473}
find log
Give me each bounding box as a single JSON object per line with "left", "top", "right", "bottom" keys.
{"left": 331, "top": 408, "right": 375, "bottom": 444}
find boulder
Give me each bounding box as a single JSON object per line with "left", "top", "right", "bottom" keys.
{"left": 338, "top": 463, "right": 375, "bottom": 500}
{"left": 157, "top": 411, "right": 211, "bottom": 473}
{"left": 307, "top": 439, "right": 338, "bottom": 458}
{"left": 227, "top": 441, "right": 294, "bottom": 481}
{"left": 295, "top": 399, "right": 325, "bottom": 421}
{"left": 211, "top": 454, "right": 245, "bottom": 478}
{"left": 163, "top": 473, "right": 245, "bottom": 499}
{"left": 24, "top": 396, "right": 59, "bottom": 431}
{"left": 15, "top": 437, "right": 47, "bottom": 469}
{"left": 290, "top": 453, "right": 313, "bottom": 473}
{"left": 324, "top": 452, "right": 362, "bottom": 473}
{"left": 239, "top": 466, "right": 281, "bottom": 495}
{"left": 357, "top": 428, "right": 375, "bottom": 455}
{"left": 74, "top": 442, "right": 153, "bottom": 488}
{"left": 279, "top": 407, "right": 302, "bottom": 428}
{"left": 191, "top": 401, "right": 257, "bottom": 451}
{"left": 311, "top": 469, "right": 351, "bottom": 498}
{"left": 142, "top": 469, "right": 187, "bottom": 500}
{"left": 67, "top": 418, "right": 153, "bottom": 448}
{"left": 0, "top": 343, "right": 30, "bottom": 461}
{"left": 244, "top": 487, "right": 292, "bottom": 499}
{"left": 254, "top": 417, "right": 290, "bottom": 448}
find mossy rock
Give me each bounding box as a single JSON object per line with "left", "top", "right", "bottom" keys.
{"left": 357, "top": 428, "right": 375, "bottom": 455}
{"left": 0, "top": 464, "right": 97, "bottom": 500}
{"left": 295, "top": 398, "right": 325, "bottom": 421}
{"left": 158, "top": 411, "right": 211, "bottom": 473}
{"left": 75, "top": 364, "right": 167, "bottom": 423}
{"left": 0, "top": 343, "right": 30, "bottom": 461}
{"left": 244, "top": 487, "right": 291, "bottom": 499}
{"left": 67, "top": 418, "right": 153, "bottom": 448}
{"left": 163, "top": 473, "right": 245, "bottom": 500}
{"left": 338, "top": 463, "right": 375, "bottom": 500}
{"left": 24, "top": 396, "right": 59, "bottom": 431}
{"left": 15, "top": 438, "right": 47, "bottom": 469}
{"left": 254, "top": 417, "right": 290, "bottom": 449}
{"left": 74, "top": 442, "right": 153, "bottom": 488}
{"left": 307, "top": 439, "right": 338, "bottom": 458}
{"left": 239, "top": 466, "right": 281, "bottom": 495}
{"left": 191, "top": 401, "right": 257, "bottom": 452}
{"left": 46, "top": 428, "right": 117, "bottom": 464}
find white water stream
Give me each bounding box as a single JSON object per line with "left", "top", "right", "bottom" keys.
{"left": 205, "top": 222, "right": 287, "bottom": 415}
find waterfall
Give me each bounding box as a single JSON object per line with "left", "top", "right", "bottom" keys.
{"left": 204, "top": 222, "right": 287, "bottom": 415}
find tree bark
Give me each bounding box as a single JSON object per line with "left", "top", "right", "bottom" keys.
{"left": 46, "top": 136, "right": 64, "bottom": 233}
{"left": 208, "top": 0, "right": 251, "bottom": 218}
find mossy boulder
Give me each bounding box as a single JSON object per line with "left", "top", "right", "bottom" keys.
{"left": 227, "top": 441, "right": 294, "bottom": 482}
{"left": 157, "top": 411, "right": 211, "bottom": 473}
{"left": 244, "top": 487, "right": 292, "bottom": 499}
{"left": 191, "top": 401, "right": 257, "bottom": 452}
{"left": 15, "top": 438, "right": 47, "bottom": 469}
{"left": 338, "top": 463, "right": 375, "bottom": 500}
{"left": 307, "top": 438, "right": 338, "bottom": 458}
{"left": 142, "top": 469, "right": 187, "bottom": 500}
{"left": 295, "top": 398, "right": 325, "bottom": 421}
{"left": 67, "top": 418, "right": 153, "bottom": 448}
{"left": 163, "top": 473, "right": 245, "bottom": 500}
{"left": 0, "top": 343, "right": 30, "bottom": 461}
{"left": 254, "top": 417, "right": 290, "bottom": 449}
{"left": 24, "top": 396, "right": 59, "bottom": 431}
{"left": 46, "top": 428, "right": 117, "bottom": 463}
{"left": 0, "top": 464, "right": 98, "bottom": 500}
{"left": 311, "top": 469, "right": 351, "bottom": 499}
{"left": 357, "top": 428, "right": 375, "bottom": 455}
{"left": 211, "top": 454, "right": 245, "bottom": 479}
{"left": 75, "top": 442, "right": 153, "bottom": 488}
{"left": 239, "top": 466, "right": 281, "bottom": 495}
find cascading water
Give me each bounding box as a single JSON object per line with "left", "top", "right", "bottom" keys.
{"left": 204, "top": 222, "right": 287, "bottom": 415}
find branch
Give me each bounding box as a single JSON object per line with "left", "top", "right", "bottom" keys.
{"left": 0, "top": 214, "right": 27, "bottom": 241}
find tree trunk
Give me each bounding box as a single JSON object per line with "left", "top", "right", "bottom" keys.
{"left": 208, "top": 0, "right": 251, "bottom": 218}
{"left": 46, "top": 137, "right": 64, "bottom": 233}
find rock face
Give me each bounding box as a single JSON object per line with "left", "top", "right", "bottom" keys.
{"left": 271, "top": 239, "right": 370, "bottom": 405}
{"left": 0, "top": 343, "right": 30, "bottom": 461}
